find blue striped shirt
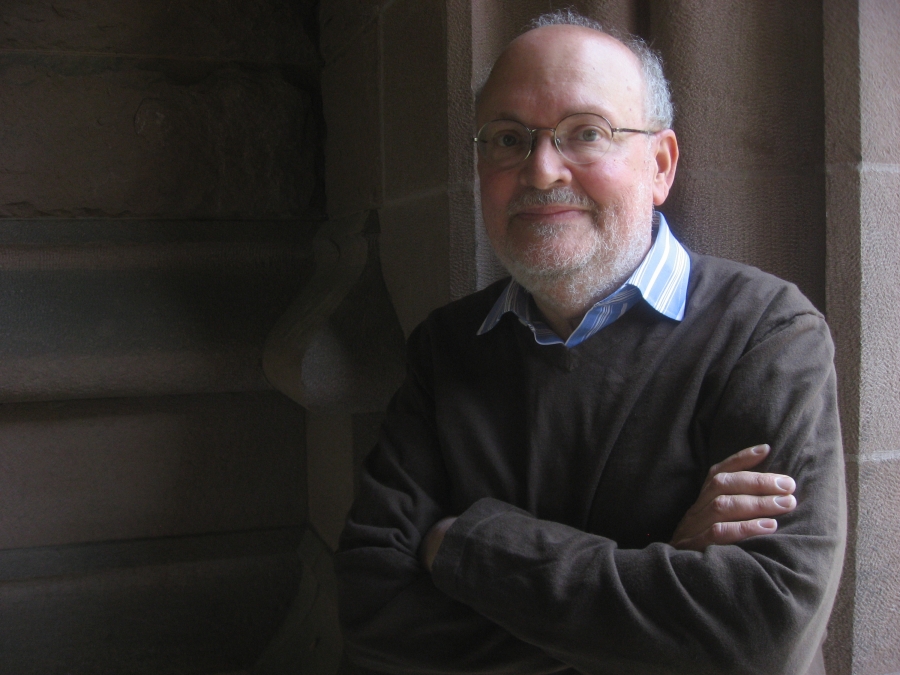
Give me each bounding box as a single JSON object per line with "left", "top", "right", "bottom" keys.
{"left": 477, "top": 212, "right": 690, "bottom": 347}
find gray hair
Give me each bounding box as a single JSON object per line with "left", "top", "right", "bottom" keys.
{"left": 496, "top": 9, "right": 674, "bottom": 130}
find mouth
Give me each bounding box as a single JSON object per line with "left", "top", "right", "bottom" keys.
{"left": 511, "top": 205, "right": 592, "bottom": 222}
{"left": 506, "top": 187, "right": 598, "bottom": 224}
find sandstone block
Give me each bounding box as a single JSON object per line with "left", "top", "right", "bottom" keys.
{"left": 0, "top": 220, "right": 315, "bottom": 402}
{"left": 651, "top": 0, "right": 824, "bottom": 170}
{"left": 0, "top": 0, "right": 319, "bottom": 66}
{"left": 319, "top": 0, "right": 384, "bottom": 63}
{"left": 859, "top": 169, "right": 900, "bottom": 450}
{"left": 0, "top": 529, "right": 302, "bottom": 674}
{"left": 380, "top": 190, "right": 450, "bottom": 335}
{"left": 0, "top": 54, "right": 319, "bottom": 219}
{"left": 306, "top": 412, "right": 355, "bottom": 551}
{"left": 666, "top": 170, "right": 826, "bottom": 310}
{"left": 860, "top": 0, "right": 900, "bottom": 163}
{"left": 382, "top": 0, "right": 448, "bottom": 200}
{"left": 853, "top": 455, "right": 900, "bottom": 674}
{"left": 321, "top": 25, "right": 382, "bottom": 219}
{"left": 0, "top": 392, "right": 306, "bottom": 550}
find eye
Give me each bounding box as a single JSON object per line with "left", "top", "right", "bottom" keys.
{"left": 497, "top": 132, "right": 522, "bottom": 148}
{"left": 572, "top": 126, "right": 604, "bottom": 143}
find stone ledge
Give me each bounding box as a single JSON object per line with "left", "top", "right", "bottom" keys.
{"left": 0, "top": 220, "right": 315, "bottom": 401}
{"left": 0, "top": 529, "right": 303, "bottom": 674}
{"left": 0, "top": 53, "right": 321, "bottom": 219}
{"left": 0, "top": 0, "right": 320, "bottom": 66}
{"left": 0, "top": 392, "right": 306, "bottom": 550}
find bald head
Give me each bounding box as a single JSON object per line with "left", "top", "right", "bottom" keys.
{"left": 477, "top": 20, "right": 673, "bottom": 132}
{"left": 479, "top": 25, "right": 648, "bottom": 128}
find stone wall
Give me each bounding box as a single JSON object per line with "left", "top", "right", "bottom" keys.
{"left": 0, "top": 1, "right": 323, "bottom": 672}
{"left": 824, "top": 1, "right": 900, "bottom": 674}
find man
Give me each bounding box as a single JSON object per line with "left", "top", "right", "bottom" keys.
{"left": 336, "top": 11, "right": 845, "bottom": 675}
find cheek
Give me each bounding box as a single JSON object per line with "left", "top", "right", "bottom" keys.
{"left": 572, "top": 163, "right": 627, "bottom": 204}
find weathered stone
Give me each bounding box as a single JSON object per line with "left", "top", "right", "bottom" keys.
{"left": 0, "top": 0, "right": 320, "bottom": 66}
{"left": 382, "top": 0, "right": 448, "bottom": 200}
{"left": 0, "top": 393, "right": 306, "bottom": 550}
{"left": 263, "top": 212, "right": 406, "bottom": 413}
{"left": 859, "top": 0, "right": 900, "bottom": 165}
{"left": 0, "top": 220, "right": 315, "bottom": 402}
{"left": 321, "top": 25, "right": 381, "bottom": 218}
{"left": 306, "top": 412, "right": 355, "bottom": 551}
{"left": 852, "top": 455, "right": 900, "bottom": 675}
{"left": 666, "top": 170, "right": 826, "bottom": 310}
{"left": 253, "top": 530, "right": 344, "bottom": 674}
{"left": 319, "top": 0, "right": 383, "bottom": 64}
{"left": 858, "top": 169, "right": 900, "bottom": 452}
{"left": 0, "top": 54, "right": 319, "bottom": 218}
{"left": 380, "top": 190, "right": 450, "bottom": 335}
{"left": 0, "top": 529, "right": 302, "bottom": 674}
{"left": 352, "top": 411, "right": 385, "bottom": 492}
{"left": 651, "top": 0, "right": 825, "bottom": 169}
{"left": 649, "top": 0, "right": 826, "bottom": 308}
{"left": 823, "top": 2, "right": 900, "bottom": 672}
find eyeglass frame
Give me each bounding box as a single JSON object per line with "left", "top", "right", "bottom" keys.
{"left": 473, "top": 113, "right": 658, "bottom": 167}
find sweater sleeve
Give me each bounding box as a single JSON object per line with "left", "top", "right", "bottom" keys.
{"left": 334, "top": 325, "right": 570, "bottom": 675}
{"left": 429, "top": 310, "right": 846, "bottom": 675}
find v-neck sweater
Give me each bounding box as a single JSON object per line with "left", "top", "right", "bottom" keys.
{"left": 336, "top": 251, "right": 846, "bottom": 675}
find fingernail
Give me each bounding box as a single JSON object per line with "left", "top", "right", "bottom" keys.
{"left": 775, "top": 495, "right": 794, "bottom": 508}
{"left": 752, "top": 444, "right": 770, "bottom": 455}
{"left": 776, "top": 477, "right": 795, "bottom": 491}
{"left": 760, "top": 519, "right": 777, "bottom": 529}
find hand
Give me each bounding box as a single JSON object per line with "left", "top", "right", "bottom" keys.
{"left": 670, "top": 444, "right": 796, "bottom": 551}
{"left": 419, "top": 516, "right": 457, "bottom": 572}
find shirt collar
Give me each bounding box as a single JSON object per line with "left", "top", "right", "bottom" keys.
{"left": 477, "top": 212, "right": 690, "bottom": 344}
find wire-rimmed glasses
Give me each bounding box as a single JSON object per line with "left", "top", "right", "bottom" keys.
{"left": 474, "top": 113, "right": 655, "bottom": 168}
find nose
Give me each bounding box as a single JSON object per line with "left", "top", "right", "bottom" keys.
{"left": 519, "top": 130, "right": 572, "bottom": 190}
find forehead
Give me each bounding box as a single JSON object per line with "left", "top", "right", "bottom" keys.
{"left": 477, "top": 26, "right": 645, "bottom": 126}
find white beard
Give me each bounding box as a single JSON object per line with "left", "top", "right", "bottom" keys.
{"left": 496, "top": 179, "right": 653, "bottom": 318}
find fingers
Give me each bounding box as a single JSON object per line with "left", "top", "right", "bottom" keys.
{"left": 675, "top": 493, "right": 796, "bottom": 544}
{"left": 706, "top": 444, "right": 770, "bottom": 479}
{"left": 707, "top": 470, "right": 796, "bottom": 499}
{"left": 706, "top": 493, "right": 797, "bottom": 522}
{"left": 669, "top": 444, "right": 798, "bottom": 551}
{"left": 690, "top": 471, "right": 795, "bottom": 524}
{"left": 672, "top": 518, "right": 779, "bottom": 552}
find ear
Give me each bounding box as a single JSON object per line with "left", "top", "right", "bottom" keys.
{"left": 651, "top": 129, "right": 678, "bottom": 206}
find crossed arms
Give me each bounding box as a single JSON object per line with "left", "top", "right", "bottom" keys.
{"left": 421, "top": 443, "right": 798, "bottom": 571}
{"left": 336, "top": 277, "right": 846, "bottom": 675}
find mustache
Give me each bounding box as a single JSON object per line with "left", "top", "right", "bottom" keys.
{"left": 506, "top": 187, "right": 598, "bottom": 217}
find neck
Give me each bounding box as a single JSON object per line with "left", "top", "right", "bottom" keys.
{"left": 529, "top": 230, "right": 651, "bottom": 340}
{"left": 531, "top": 272, "right": 628, "bottom": 340}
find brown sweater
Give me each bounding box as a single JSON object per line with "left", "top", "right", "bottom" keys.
{"left": 336, "top": 252, "right": 846, "bottom": 675}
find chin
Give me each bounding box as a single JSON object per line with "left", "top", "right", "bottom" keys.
{"left": 498, "top": 208, "right": 652, "bottom": 313}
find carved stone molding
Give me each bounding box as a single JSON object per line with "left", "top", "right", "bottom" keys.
{"left": 263, "top": 211, "right": 406, "bottom": 414}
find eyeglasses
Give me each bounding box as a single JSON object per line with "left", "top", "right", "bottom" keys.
{"left": 474, "top": 113, "right": 656, "bottom": 168}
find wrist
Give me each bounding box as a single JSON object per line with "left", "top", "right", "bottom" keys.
{"left": 419, "top": 516, "right": 457, "bottom": 572}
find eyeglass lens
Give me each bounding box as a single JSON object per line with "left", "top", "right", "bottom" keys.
{"left": 475, "top": 114, "right": 613, "bottom": 167}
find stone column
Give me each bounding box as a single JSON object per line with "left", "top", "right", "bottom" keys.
{"left": 824, "top": 1, "right": 900, "bottom": 673}
{"left": 648, "top": 0, "right": 826, "bottom": 309}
